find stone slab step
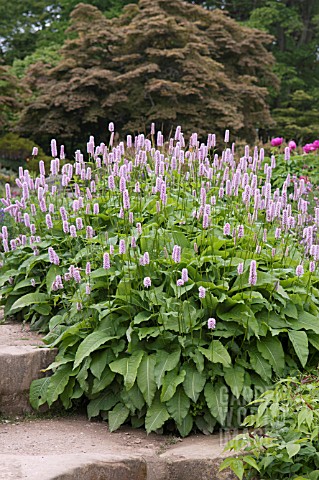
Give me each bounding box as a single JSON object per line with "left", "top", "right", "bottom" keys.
{"left": 0, "top": 321, "right": 57, "bottom": 415}
{"left": 0, "top": 417, "right": 235, "bottom": 480}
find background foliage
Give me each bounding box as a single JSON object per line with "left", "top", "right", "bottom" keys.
{"left": 0, "top": 0, "right": 318, "bottom": 163}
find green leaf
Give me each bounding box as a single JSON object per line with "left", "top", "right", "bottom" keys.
{"left": 133, "top": 311, "right": 153, "bottom": 325}
{"left": 91, "top": 365, "right": 115, "bottom": 394}
{"left": 189, "top": 350, "right": 205, "bottom": 373}
{"left": 249, "top": 348, "right": 272, "bottom": 380}
{"left": 13, "top": 277, "right": 40, "bottom": 291}
{"left": 204, "top": 382, "right": 229, "bottom": 426}
{"left": 109, "top": 351, "right": 144, "bottom": 390}
{"left": 87, "top": 391, "right": 118, "bottom": 419}
{"left": 288, "top": 330, "right": 309, "bottom": 367}
{"left": 90, "top": 349, "right": 114, "bottom": 380}
{"left": 73, "top": 331, "right": 119, "bottom": 369}
{"left": 29, "top": 377, "right": 51, "bottom": 409}
{"left": 243, "top": 455, "right": 260, "bottom": 472}
{"left": 9, "top": 292, "right": 50, "bottom": 314}
{"left": 198, "top": 341, "right": 231, "bottom": 367}
{"left": 154, "top": 348, "right": 181, "bottom": 388}
{"left": 177, "top": 414, "right": 193, "bottom": 437}
{"left": 108, "top": 403, "right": 130, "bottom": 432}
{"left": 76, "top": 357, "right": 91, "bottom": 392}
{"left": 0, "top": 269, "right": 18, "bottom": 287}
{"left": 286, "top": 443, "right": 301, "bottom": 458}
{"left": 167, "top": 386, "right": 190, "bottom": 425}
{"left": 46, "top": 364, "right": 73, "bottom": 406}
{"left": 182, "top": 363, "right": 206, "bottom": 402}
{"left": 46, "top": 265, "right": 62, "bottom": 293}
{"left": 257, "top": 336, "right": 285, "bottom": 375}
{"left": 224, "top": 364, "right": 245, "bottom": 399}
{"left": 161, "top": 368, "right": 186, "bottom": 402}
{"left": 220, "top": 457, "right": 244, "bottom": 480}
{"left": 308, "top": 333, "right": 319, "bottom": 351}
{"left": 121, "top": 383, "right": 145, "bottom": 411}
{"left": 290, "top": 311, "right": 319, "bottom": 334}
{"left": 145, "top": 394, "right": 170, "bottom": 433}
{"left": 137, "top": 355, "right": 157, "bottom": 406}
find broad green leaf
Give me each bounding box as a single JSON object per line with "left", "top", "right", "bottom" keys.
{"left": 0, "top": 269, "right": 18, "bottom": 287}
{"left": 46, "top": 265, "right": 61, "bottom": 293}
{"left": 189, "top": 350, "right": 205, "bottom": 373}
{"left": 145, "top": 394, "right": 170, "bottom": 433}
{"left": 177, "top": 413, "right": 193, "bottom": 437}
{"left": 60, "top": 377, "right": 76, "bottom": 409}
{"left": 109, "top": 351, "right": 144, "bottom": 390}
{"left": 154, "top": 348, "right": 181, "bottom": 388}
{"left": 288, "top": 330, "right": 309, "bottom": 367}
{"left": 32, "top": 303, "right": 51, "bottom": 316}
{"left": 29, "top": 377, "right": 51, "bottom": 409}
{"left": 204, "top": 382, "right": 229, "bottom": 426}
{"left": 243, "top": 456, "right": 260, "bottom": 472}
{"left": 167, "top": 386, "right": 190, "bottom": 425}
{"left": 90, "top": 349, "right": 114, "bottom": 380}
{"left": 108, "top": 403, "right": 130, "bottom": 432}
{"left": 257, "top": 336, "right": 285, "bottom": 375}
{"left": 76, "top": 357, "right": 91, "bottom": 392}
{"left": 46, "top": 364, "right": 73, "bottom": 406}
{"left": 308, "top": 333, "right": 319, "bottom": 351}
{"left": 74, "top": 331, "right": 119, "bottom": 369}
{"left": 282, "top": 302, "right": 298, "bottom": 319}
{"left": 121, "top": 383, "right": 145, "bottom": 411}
{"left": 224, "top": 365, "right": 245, "bottom": 399}
{"left": 133, "top": 311, "right": 153, "bottom": 325}
{"left": 286, "top": 443, "right": 301, "bottom": 458}
{"left": 161, "top": 368, "right": 186, "bottom": 402}
{"left": 290, "top": 311, "right": 319, "bottom": 334}
{"left": 91, "top": 365, "right": 115, "bottom": 394}
{"left": 137, "top": 355, "right": 156, "bottom": 406}
{"left": 9, "top": 292, "right": 50, "bottom": 314}
{"left": 198, "top": 341, "right": 231, "bottom": 367}
{"left": 87, "top": 391, "right": 118, "bottom": 419}
{"left": 182, "top": 363, "right": 206, "bottom": 402}
{"left": 220, "top": 457, "right": 244, "bottom": 480}
{"left": 13, "top": 277, "right": 40, "bottom": 291}
{"left": 249, "top": 348, "right": 272, "bottom": 380}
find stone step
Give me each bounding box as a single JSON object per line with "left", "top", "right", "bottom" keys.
{"left": 0, "top": 416, "right": 235, "bottom": 480}
{"left": 0, "top": 321, "right": 57, "bottom": 415}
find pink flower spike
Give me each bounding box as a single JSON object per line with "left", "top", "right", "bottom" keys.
{"left": 143, "top": 277, "right": 151, "bottom": 288}
{"left": 103, "top": 252, "right": 110, "bottom": 269}
{"left": 176, "top": 279, "right": 184, "bottom": 287}
{"left": 119, "top": 239, "right": 126, "bottom": 254}
{"left": 198, "top": 286, "right": 206, "bottom": 298}
{"left": 172, "top": 245, "right": 181, "bottom": 263}
{"left": 208, "top": 318, "right": 216, "bottom": 329}
{"left": 248, "top": 260, "right": 257, "bottom": 285}
{"left": 181, "top": 268, "right": 188, "bottom": 282}
{"left": 237, "top": 262, "right": 244, "bottom": 275}
{"left": 296, "top": 264, "right": 304, "bottom": 277}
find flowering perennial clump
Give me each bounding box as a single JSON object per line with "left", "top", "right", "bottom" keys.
{"left": 1, "top": 125, "right": 319, "bottom": 436}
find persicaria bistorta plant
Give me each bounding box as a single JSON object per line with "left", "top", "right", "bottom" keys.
{"left": 1, "top": 124, "right": 319, "bottom": 437}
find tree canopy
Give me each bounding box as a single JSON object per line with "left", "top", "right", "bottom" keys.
{"left": 0, "top": 0, "right": 318, "bottom": 147}
{"left": 16, "top": 0, "right": 277, "bottom": 147}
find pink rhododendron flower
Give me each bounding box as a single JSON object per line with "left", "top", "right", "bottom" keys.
{"left": 303, "top": 143, "right": 316, "bottom": 154}
{"left": 288, "top": 140, "right": 296, "bottom": 150}
{"left": 271, "top": 137, "right": 283, "bottom": 147}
